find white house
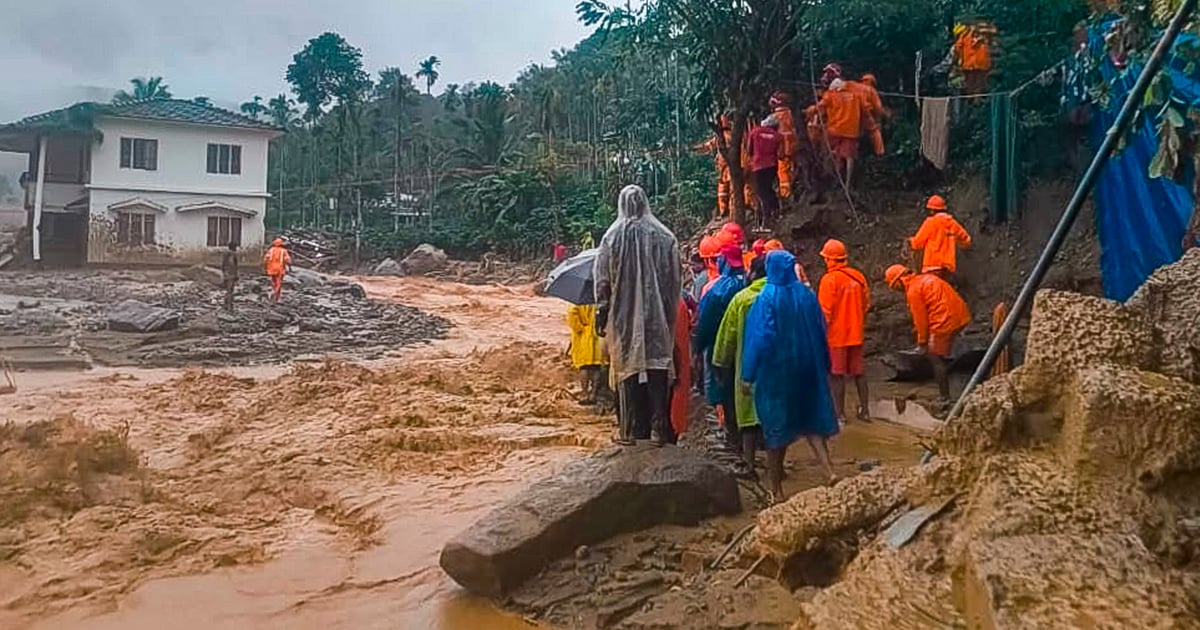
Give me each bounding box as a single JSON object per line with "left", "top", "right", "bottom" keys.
{"left": 0, "top": 99, "right": 283, "bottom": 266}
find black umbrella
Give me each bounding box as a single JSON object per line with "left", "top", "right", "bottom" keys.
{"left": 544, "top": 248, "right": 598, "bottom": 305}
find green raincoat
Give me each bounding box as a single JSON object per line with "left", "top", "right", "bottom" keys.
{"left": 711, "top": 278, "right": 766, "bottom": 429}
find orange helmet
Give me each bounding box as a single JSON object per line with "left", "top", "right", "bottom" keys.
{"left": 885, "top": 264, "right": 910, "bottom": 289}
{"left": 926, "top": 195, "right": 948, "bottom": 211}
{"left": 820, "top": 239, "right": 848, "bottom": 261}
{"left": 698, "top": 235, "right": 721, "bottom": 259}
{"left": 763, "top": 239, "right": 785, "bottom": 252}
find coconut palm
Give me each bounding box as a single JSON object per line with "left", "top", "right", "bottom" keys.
{"left": 241, "top": 95, "right": 267, "bottom": 119}
{"left": 416, "top": 56, "right": 441, "bottom": 95}
{"left": 113, "top": 77, "right": 172, "bottom": 104}
{"left": 268, "top": 94, "right": 298, "bottom": 128}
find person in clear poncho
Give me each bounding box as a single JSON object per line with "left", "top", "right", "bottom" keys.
{"left": 595, "top": 185, "right": 683, "bottom": 446}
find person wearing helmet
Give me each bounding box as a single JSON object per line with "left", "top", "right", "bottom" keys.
{"left": 952, "top": 22, "right": 995, "bottom": 95}
{"left": 817, "top": 78, "right": 867, "bottom": 189}
{"left": 694, "top": 242, "right": 747, "bottom": 454}
{"left": 764, "top": 239, "right": 810, "bottom": 287}
{"left": 769, "top": 91, "right": 799, "bottom": 200}
{"left": 712, "top": 247, "right": 769, "bottom": 475}
{"left": 695, "top": 236, "right": 722, "bottom": 302}
{"left": 909, "top": 194, "right": 973, "bottom": 281}
{"left": 885, "top": 264, "right": 971, "bottom": 400}
{"left": 848, "top": 74, "right": 890, "bottom": 156}
{"left": 263, "top": 238, "right": 292, "bottom": 303}
{"left": 817, "top": 239, "right": 871, "bottom": 422}
{"left": 692, "top": 116, "right": 735, "bottom": 215}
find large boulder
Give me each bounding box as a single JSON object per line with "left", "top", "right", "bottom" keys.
{"left": 401, "top": 244, "right": 448, "bottom": 276}
{"left": 439, "top": 445, "right": 741, "bottom": 598}
{"left": 285, "top": 266, "right": 328, "bottom": 288}
{"left": 372, "top": 257, "right": 404, "bottom": 276}
{"left": 106, "top": 299, "right": 179, "bottom": 333}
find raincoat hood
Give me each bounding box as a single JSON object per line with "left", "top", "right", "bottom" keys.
{"left": 594, "top": 185, "right": 682, "bottom": 382}
{"left": 766, "top": 251, "right": 798, "bottom": 285}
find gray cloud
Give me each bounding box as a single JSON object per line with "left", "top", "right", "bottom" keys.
{"left": 0, "top": 0, "right": 590, "bottom": 121}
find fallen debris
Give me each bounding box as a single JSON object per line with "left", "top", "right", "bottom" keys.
{"left": 440, "top": 445, "right": 741, "bottom": 598}
{"left": 106, "top": 299, "right": 180, "bottom": 333}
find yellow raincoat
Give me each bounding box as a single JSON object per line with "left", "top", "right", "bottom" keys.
{"left": 567, "top": 305, "right": 605, "bottom": 369}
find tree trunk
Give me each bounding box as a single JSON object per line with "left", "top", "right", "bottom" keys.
{"left": 724, "top": 109, "right": 750, "bottom": 226}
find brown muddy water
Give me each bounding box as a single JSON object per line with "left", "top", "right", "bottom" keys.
{"left": 1, "top": 276, "right": 930, "bottom": 630}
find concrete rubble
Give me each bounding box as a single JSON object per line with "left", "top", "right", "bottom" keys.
{"left": 750, "top": 250, "right": 1200, "bottom": 629}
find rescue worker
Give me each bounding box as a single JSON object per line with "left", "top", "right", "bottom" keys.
{"left": 764, "top": 238, "right": 810, "bottom": 287}
{"left": 694, "top": 242, "right": 747, "bottom": 454}
{"left": 885, "top": 265, "right": 971, "bottom": 401}
{"left": 567, "top": 303, "right": 605, "bottom": 405}
{"left": 595, "top": 185, "right": 682, "bottom": 446}
{"left": 749, "top": 116, "right": 783, "bottom": 226}
{"left": 744, "top": 238, "right": 767, "bottom": 271}
{"left": 692, "top": 116, "right": 735, "bottom": 216}
{"left": 743, "top": 250, "right": 840, "bottom": 499}
{"left": 263, "top": 238, "right": 291, "bottom": 303}
{"left": 851, "top": 74, "right": 890, "bottom": 156}
{"left": 818, "top": 77, "right": 869, "bottom": 190}
{"left": 712, "top": 252, "right": 768, "bottom": 473}
{"left": 817, "top": 239, "right": 870, "bottom": 422}
{"left": 953, "top": 23, "right": 995, "bottom": 95}
{"left": 220, "top": 241, "right": 239, "bottom": 313}
{"left": 770, "top": 91, "right": 799, "bottom": 200}
{"left": 908, "top": 195, "right": 973, "bottom": 281}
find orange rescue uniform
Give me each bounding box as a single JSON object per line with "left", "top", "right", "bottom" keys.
{"left": 773, "top": 105, "right": 798, "bottom": 199}
{"left": 264, "top": 242, "right": 291, "bottom": 299}
{"left": 901, "top": 273, "right": 971, "bottom": 356}
{"left": 847, "top": 80, "right": 887, "bottom": 156}
{"left": 818, "top": 261, "right": 870, "bottom": 348}
{"left": 819, "top": 87, "right": 864, "bottom": 140}
{"left": 909, "top": 211, "right": 972, "bottom": 274}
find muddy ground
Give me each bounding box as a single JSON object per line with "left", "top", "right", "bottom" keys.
{"left": 0, "top": 268, "right": 450, "bottom": 368}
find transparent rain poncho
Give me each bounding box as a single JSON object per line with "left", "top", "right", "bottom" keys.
{"left": 594, "top": 185, "right": 682, "bottom": 383}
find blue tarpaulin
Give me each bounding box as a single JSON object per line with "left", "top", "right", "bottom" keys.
{"left": 1090, "top": 24, "right": 1195, "bottom": 301}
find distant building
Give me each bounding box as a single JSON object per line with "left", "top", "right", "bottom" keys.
{"left": 0, "top": 99, "right": 283, "bottom": 266}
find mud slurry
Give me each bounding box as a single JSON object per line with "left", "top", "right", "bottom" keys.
{"left": 777, "top": 250, "right": 1200, "bottom": 630}
{"left": 0, "top": 335, "right": 611, "bottom": 625}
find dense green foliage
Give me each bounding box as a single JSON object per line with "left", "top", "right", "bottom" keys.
{"left": 246, "top": 1, "right": 1089, "bottom": 262}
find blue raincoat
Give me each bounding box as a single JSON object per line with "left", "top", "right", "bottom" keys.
{"left": 742, "top": 251, "right": 838, "bottom": 449}
{"left": 693, "top": 258, "right": 745, "bottom": 405}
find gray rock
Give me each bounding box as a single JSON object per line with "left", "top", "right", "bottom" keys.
{"left": 286, "top": 267, "right": 328, "bottom": 287}
{"left": 439, "top": 445, "right": 741, "bottom": 598}
{"left": 372, "top": 257, "right": 404, "bottom": 276}
{"left": 106, "top": 299, "right": 180, "bottom": 333}
{"left": 180, "top": 264, "right": 224, "bottom": 287}
{"left": 401, "top": 244, "right": 448, "bottom": 275}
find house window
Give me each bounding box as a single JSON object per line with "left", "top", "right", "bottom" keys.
{"left": 115, "top": 213, "right": 156, "bottom": 246}
{"left": 119, "top": 138, "right": 158, "bottom": 170}
{"left": 206, "top": 144, "right": 242, "bottom": 175}
{"left": 206, "top": 216, "right": 243, "bottom": 247}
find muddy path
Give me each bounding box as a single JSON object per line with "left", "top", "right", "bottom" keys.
{"left": 0, "top": 277, "right": 608, "bottom": 630}
{"left": 1, "top": 275, "right": 929, "bottom": 630}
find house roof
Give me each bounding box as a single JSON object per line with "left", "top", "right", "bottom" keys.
{"left": 0, "top": 99, "right": 282, "bottom": 146}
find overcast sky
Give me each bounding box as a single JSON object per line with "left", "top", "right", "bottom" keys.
{"left": 0, "top": 0, "right": 592, "bottom": 122}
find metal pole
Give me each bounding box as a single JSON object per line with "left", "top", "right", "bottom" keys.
{"left": 944, "top": 0, "right": 1198, "bottom": 426}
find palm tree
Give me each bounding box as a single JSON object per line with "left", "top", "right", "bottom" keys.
{"left": 440, "top": 83, "right": 463, "bottom": 112}
{"left": 416, "top": 56, "right": 441, "bottom": 95}
{"left": 113, "top": 77, "right": 172, "bottom": 104}
{"left": 267, "top": 94, "right": 297, "bottom": 128}
{"left": 240, "top": 95, "right": 267, "bottom": 119}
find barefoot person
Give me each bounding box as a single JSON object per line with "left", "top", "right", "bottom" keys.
{"left": 595, "top": 185, "right": 682, "bottom": 446}
{"left": 742, "top": 250, "right": 839, "bottom": 500}
{"left": 817, "top": 239, "right": 871, "bottom": 422}
{"left": 263, "top": 238, "right": 291, "bottom": 303}
{"left": 885, "top": 264, "right": 971, "bottom": 401}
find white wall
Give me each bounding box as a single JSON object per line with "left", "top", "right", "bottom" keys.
{"left": 87, "top": 189, "right": 266, "bottom": 264}
{"left": 90, "top": 117, "right": 273, "bottom": 197}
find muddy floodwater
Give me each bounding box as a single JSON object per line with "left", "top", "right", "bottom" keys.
{"left": 0, "top": 275, "right": 929, "bottom": 630}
